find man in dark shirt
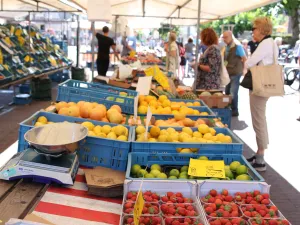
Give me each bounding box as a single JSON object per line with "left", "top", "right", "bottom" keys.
{"left": 95, "top": 26, "right": 119, "bottom": 76}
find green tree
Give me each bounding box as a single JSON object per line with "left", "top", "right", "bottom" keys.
{"left": 158, "top": 24, "right": 180, "bottom": 41}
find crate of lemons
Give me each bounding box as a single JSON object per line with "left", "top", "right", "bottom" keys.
{"left": 135, "top": 124, "right": 232, "bottom": 154}
{"left": 138, "top": 95, "right": 208, "bottom": 116}
{"left": 34, "top": 116, "right": 129, "bottom": 141}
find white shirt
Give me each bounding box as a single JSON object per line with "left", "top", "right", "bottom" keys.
{"left": 246, "top": 38, "right": 279, "bottom": 68}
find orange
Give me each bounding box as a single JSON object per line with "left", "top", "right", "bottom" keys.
{"left": 89, "top": 107, "right": 106, "bottom": 121}
{"left": 110, "top": 105, "right": 122, "bottom": 113}
{"left": 68, "top": 106, "right": 80, "bottom": 117}
{"left": 58, "top": 107, "right": 69, "bottom": 116}
{"left": 56, "top": 101, "right": 68, "bottom": 111}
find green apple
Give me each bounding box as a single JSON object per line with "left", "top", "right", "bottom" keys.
{"left": 169, "top": 169, "right": 180, "bottom": 177}
{"left": 145, "top": 173, "right": 155, "bottom": 178}
{"left": 151, "top": 164, "right": 161, "bottom": 172}
{"left": 156, "top": 173, "right": 167, "bottom": 179}
{"left": 137, "top": 169, "right": 148, "bottom": 178}
{"left": 168, "top": 176, "right": 178, "bottom": 179}
{"left": 180, "top": 166, "right": 189, "bottom": 173}
{"left": 131, "top": 164, "right": 141, "bottom": 175}
{"left": 150, "top": 169, "right": 161, "bottom": 177}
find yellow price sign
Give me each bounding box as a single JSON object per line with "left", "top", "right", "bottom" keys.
{"left": 188, "top": 158, "right": 225, "bottom": 178}
{"left": 0, "top": 48, "right": 3, "bottom": 65}
{"left": 133, "top": 191, "right": 144, "bottom": 225}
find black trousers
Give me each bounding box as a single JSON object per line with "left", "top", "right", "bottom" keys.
{"left": 97, "top": 58, "right": 110, "bottom": 76}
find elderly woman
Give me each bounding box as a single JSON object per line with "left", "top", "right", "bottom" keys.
{"left": 195, "top": 28, "right": 222, "bottom": 89}
{"left": 246, "top": 17, "right": 279, "bottom": 171}
{"left": 165, "top": 32, "right": 180, "bottom": 79}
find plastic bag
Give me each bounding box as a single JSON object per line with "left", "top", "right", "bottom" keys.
{"left": 118, "top": 64, "right": 133, "bottom": 81}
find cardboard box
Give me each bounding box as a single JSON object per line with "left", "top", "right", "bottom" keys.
{"left": 198, "top": 95, "right": 232, "bottom": 108}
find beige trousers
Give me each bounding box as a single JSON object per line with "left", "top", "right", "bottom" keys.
{"left": 249, "top": 92, "right": 269, "bottom": 149}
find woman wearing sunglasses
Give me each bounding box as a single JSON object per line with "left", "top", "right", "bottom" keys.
{"left": 245, "top": 17, "right": 279, "bottom": 172}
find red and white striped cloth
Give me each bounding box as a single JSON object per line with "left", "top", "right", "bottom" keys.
{"left": 32, "top": 168, "right": 122, "bottom": 225}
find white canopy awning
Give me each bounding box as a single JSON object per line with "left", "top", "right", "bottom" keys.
{"left": 0, "top": 0, "right": 279, "bottom": 27}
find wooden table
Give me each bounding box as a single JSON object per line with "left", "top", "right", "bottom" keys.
{"left": 0, "top": 179, "right": 48, "bottom": 224}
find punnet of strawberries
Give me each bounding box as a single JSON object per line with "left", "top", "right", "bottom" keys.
{"left": 161, "top": 203, "right": 199, "bottom": 217}
{"left": 209, "top": 218, "right": 248, "bottom": 225}
{"left": 201, "top": 189, "right": 234, "bottom": 204}
{"left": 123, "top": 216, "right": 162, "bottom": 225}
{"left": 123, "top": 201, "right": 159, "bottom": 215}
{"left": 126, "top": 191, "right": 160, "bottom": 202}
{"left": 164, "top": 217, "right": 204, "bottom": 225}
{"left": 241, "top": 204, "right": 280, "bottom": 218}
{"left": 204, "top": 202, "right": 241, "bottom": 217}
{"left": 249, "top": 218, "right": 290, "bottom": 225}
{"left": 161, "top": 192, "right": 194, "bottom": 203}
{"left": 235, "top": 190, "right": 270, "bottom": 205}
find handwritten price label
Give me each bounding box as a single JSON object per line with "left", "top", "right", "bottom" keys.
{"left": 134, "top": 190, "right": 145, "bottom": 225}
{"left": 188, "top": 158, "right": 225, "bottom": 178}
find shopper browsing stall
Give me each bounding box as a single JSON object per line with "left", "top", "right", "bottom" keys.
{"left": 245, "top": 17, "right": 279, "bottom": 171}
{"left": 165, "top": 32, "right": 180, "bottom": 79}
{"left": 95, "top": 26, "right": 119, "bottom": 76}
{"left": 121, "top": 35, "right": 133, "bottom": 57}
{"left": 222, "top": 31, "right": 247, "bottom": 117}
{"left": 195, "top": 28, "right": 222, "bottom": 90}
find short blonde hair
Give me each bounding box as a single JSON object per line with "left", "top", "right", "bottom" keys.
{"left": 253, "top": 17, "right": 273, "bottom": 36}
{"left": 169, "top": 32, "right": 176, "bottom": 42}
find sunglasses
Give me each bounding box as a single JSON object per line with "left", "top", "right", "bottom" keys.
{"left": 252, "top": 27, "right": 257, "bottom": 31}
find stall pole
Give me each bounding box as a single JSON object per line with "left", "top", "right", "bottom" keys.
{"left": 114, "top": 16, "right": 118, "bottom": 67}
{"left": 194, "top": 0, "right": 201, "bottom": 91}
{"left": 91, "top": 21, "right": 95, "bottom": 79}
{"left": 76, "top": 15, "right": 80, "bottom": 67}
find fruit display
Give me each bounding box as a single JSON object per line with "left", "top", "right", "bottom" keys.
{"left": 130, "top": 158, "right": 252, "bottom": 181}
{"left": 121, "top": 53, "right": 163, "bottom": 65}
{"left": 155, "top": 86, "right": 176, "bottom": 99}
{"left": 153, "top": 117, "right": 225, "bottom": 128}
{"left": 208, "top": 218, "right": 249, "bottom": 225}
{"left": 122, "top": 190, "right": 204, "bottom": 225}
{"left": 249, "top": 218, "right": 290, "bottom": 225}
{"left": 0, "top": 24, "right": 71, "bottom": 86}
{"left": 122, "top": 215, "right": 162, "bottom": 225}
{"left": 179, "top": 91, "right": 198, "bottom": 100}
{"left": 135, "top": 125, "right": 233, "bottom": 145}
{"left": 34, "top": 116, "right": 129, "bottom": 141}
{"left": 203, "top": 202, "right": 242, "bottom": 217}
{"left": 241, "top": 204, "right": 281, "bottom": 219}
{"left": 54, "top": 101, "right": 126, "bottom": 124}
{"left": 138, "top": 95, "right": 209, "bottom": 115}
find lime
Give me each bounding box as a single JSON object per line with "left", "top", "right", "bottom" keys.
{"left": 157, "top": 173, "right": 167, "bottom": 179}
{"left": 225, "top": 169, "right": 234, "bottom": 179}
{"left": 150, "top": 169, "right": 161, "bottom": 177}
{"left": 230, "top": 161, "right": 241, "bottom": 172}
{"left": 169, "top": 169, "right": 180, "bottom": 177}
{"left": 181, "top": 166, "right": 189, "bottom": 172}
{"left": 137, "top": 169, "right": 148, "bottom": 178}
{"left": 236, "top": 165, "right": 248, "bottom": 175}
{"left": 151, "top": 164, "right": 161, "bottom": 172}
{"left": 198, "top": 156, "right": 209, "bottom": 160}
{"left": 131, "top": 164, "right": 141, "bottom": 175}
{"left": 168, "top": 176, "right": 178, "bottom": 179}
{"left": 145, "top": 173, "right": 155, "bottom": 178}
{"left": 236, "top": 174, "right": 251, "bottom": 181}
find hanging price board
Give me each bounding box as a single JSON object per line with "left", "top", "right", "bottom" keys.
{"left": 133, "top": 190, "right": 145, "bottom": 225}
{"left": 188, "top": 158, "right": 225, "bottom": 178}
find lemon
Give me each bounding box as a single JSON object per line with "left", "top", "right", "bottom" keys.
{"left": 82, "top": 121, "right": 95, "bottom": 131}
{"left": 159, "top": 95, "right": 168, "bottom": 102}
{"left": 148, "top": 138, "right": 157, "bottom": 142}
{"left": 93, "top": 125, "right": 102, "bottom": 135}
{"left": 150, "top": 126, "right": 160, "bottom": 138}
{"left": 124, "top": 127, "right": 129, "bottom": 137}
{"left": 107, "top": 132, "right": 117, "bottom": 140}
{"left": 216, "top": 133, "right": 225, "bottom": 141}
{"left": 160, "top": 129, "right": 168, "bottom": 136}
{"left": 102, "top": 125, "right": 112, "bottom": 134}
{"left": 34, "top": 122, "right": 44, "bottom": 127}
{"left": 193, "top": 110, "right": 200, "bottom": 115}
{"left": 162, "top": 99, "right": 171, "bottom": 107}
{"left": 97, "top": 132, "right": 107, "bottom": 138}
{"left": 88, "top": 131, "right": 97, "bottom": 136}
{"left": 198, "top": 124, "right": 210, "bottom": 134}
{"left": 117, "top": 135, "right": 128, "bottom": 141}
{"left": 114, "top": 125, "right": 126, "bottom": 136}
{"left": 193, "top": 131, "right": 202, "bottom": 138}
{"left": 167, "top": 127, "right": 176, "bottom": 134}
{"left": 209, "top": 128, "right": 216, "bottom": 136}
{"left": 203, "top": 133, "right": 213, "bottom": 140}
{"left": 37, "top": 116, "right": 48, "bottom": 124}
{"left": 200, "top": 112, "right": 209, "bottom": 116}
{"left": 182, "top": 127, "right": 193, "bottom": 136}
{"left": 158, "top": 135, "right": 168, "bottom": 142}
{"left": 180, "top": 148, "right": 193, "bottom": 154}
{"left": 193, "top": 102, "right": 201, "bottom": 106}
{"left": 136, "top": 125, "right": 146, "bottom": 135}
{"left": 167, "top": 133, "right": 179, "bottom": 142}
{"left": 179, "top": 132, "right": 189, "bottom": 142}
{"left": 176, "top": 148, "right": 182, "bottom": 153}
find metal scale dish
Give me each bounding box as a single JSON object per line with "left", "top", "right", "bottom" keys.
{"left": 0, "top": 122, "right": 88, "bottom": 185}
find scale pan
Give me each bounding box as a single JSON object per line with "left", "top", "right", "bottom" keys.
{"left": 24, "top": 122, "right": 88, "bottom": 154}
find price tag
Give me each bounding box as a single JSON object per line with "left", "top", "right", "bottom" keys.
{"left": 144, "top": 106, "right": 152, "bottom": 139}
{"left": 136, "top": 76, "right": 152, "bottom": 95}
{"left": 188, "top": 158, "right": 225, "bottom": 178}
{"left": 223, "top": 97, "right": 229, "bottom": 103}
{"left": 133, "top": 190, "right": 145, "bottom": 225}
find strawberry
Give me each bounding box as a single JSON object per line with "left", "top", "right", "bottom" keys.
{"left": 261, "top": 199, "right": 270, "bottom": 205}
{"left": 225, "top": 195, "right": 233, "bottom": 202}
{"left": 262, "top": 193, "right": 270, "bottom": 199}
{"left": 253, "top": 190, "right": 261, "bottom": 197}
{"left": 210, "top": 189, "right": 217, "bottom": 197}
{"left": 222, "top": 189, "right": 229, "bottom": 196}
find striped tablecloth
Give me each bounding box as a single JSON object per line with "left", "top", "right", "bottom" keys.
{"left": 32, "top": 168, "right": 122, "bottom": 225}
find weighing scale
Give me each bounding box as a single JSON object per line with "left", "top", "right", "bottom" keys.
{"left": 0, "top": 122, "right": 88, "bottom": 185}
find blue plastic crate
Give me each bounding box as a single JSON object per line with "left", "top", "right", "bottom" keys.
{"left": 61, "top": 79, "right": 138, "bottom": 97}
{"left": 140, "top": 106, "right": 216, "bottom": 119}
{"left": 126, "top": 152, "right": 264, "bottom": 182}
{"left": 19, "top": 84, "right": 31, "bottom": 94}
{"left": 169, "top": 98, "right": 207, "bottom": 107}
{"left": 18, "top": 111, "right": 133, "bottom": 171}
{"left": 57, "top": 80, "right": 137, "bottom": 114}
{"left": 211, "top": 108, "right": 232, "bottom": 128}
{"left": 13, "top": 95, "right": 32, "bottom": 105}
{"left": 131, "top": 126, "right": 243, "bottom": 154}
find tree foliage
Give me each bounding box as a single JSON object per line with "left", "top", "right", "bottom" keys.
{"left": 158, "top": 24, "right": 180, "bottom": 41}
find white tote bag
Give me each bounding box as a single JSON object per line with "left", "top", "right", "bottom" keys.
{"left": 220, "top": 56, "right": 230, "bottom": 87}
{"left": 251, "top": 41, "right": 284, "bottom": 97}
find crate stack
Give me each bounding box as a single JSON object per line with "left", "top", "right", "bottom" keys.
{"left": 31, "top": 77, "right": 52, "bottom": 100}
{"left": 16, "top": 79, "right": 292, "bottom": 225}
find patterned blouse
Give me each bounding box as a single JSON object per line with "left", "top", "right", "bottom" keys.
{"left": 195, "top": 45, "right": 222, "bottom": 89}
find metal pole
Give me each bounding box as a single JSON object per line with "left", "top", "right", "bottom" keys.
{"left": 37, "top": 1, "right": 39, "bottom": 11}
{"left": 76, "top": 15, "right": 80, "bottom": 67}
{"left": 194, "top": 0, "right": 201, "bottom": 91}
{"left": 114, "top": 16, "right": 118, "bottom": 67}
{"left": 1, "top": 0, "right": 3, "bottom": 11}
{"left": 91, "top": 21, "right": 95, "bottom": 79}
{"left": 28, "top": 12, "right": 31, "bottom": 50}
